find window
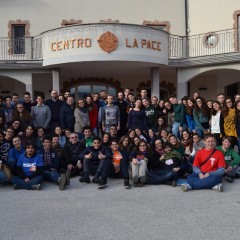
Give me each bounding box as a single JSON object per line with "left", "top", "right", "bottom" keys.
{"left": 8, "top": 20, "right": 30, "bottom": 55}
{"left": 70, "top": 84, "right": 117, "bottom": 100}
{"left": 12, "top": 25, "right": 25, "bottom": 54}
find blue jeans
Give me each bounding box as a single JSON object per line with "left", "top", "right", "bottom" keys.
{"left": 12, "top": 175, "right": 43, "bottom": 190}
{"left": 7, "top": 158, "right": 16, "bottom": 171}
{"left": 0, "top": 171, "right": 8, "bottom": 184}
{"left": 187, "top": 173, "right": 222, "bottom": 189}
{"left": 147, "top": 170, "right": 178, "bottom": 185}
{"left": 106, "top": 158, "right": 129, "bottom": 179}
{"left": 43, "top": 170, "right": 60, "bottom": 183}
{"left": 172, "top": 122, "right": 181, "bottom": 138}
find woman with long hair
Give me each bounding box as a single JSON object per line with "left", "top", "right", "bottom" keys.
{"left": 129, "top": 139, "right": 152, "bottom": 186}
{"left": 193, "top": 97, "right": 210, "bottom": 138}
{"left": 35, "top": 127, "right": 45, "bottom": 151}
{"left": 210, "top": 101, "right": 222, "bottom": 146}
{"left": 127, "top": 99, "right": 147, "bottom": 132}
{"left": 12, "top": 103, "right": 31, "bottom": 132}
{"left": 220, "top": 97, "right": 237, "bottom": 148}
{"left": 185, "top": 98, "right": 196, "bottom": 133}
{"left": 74, "top": 98, "right": 90, "bottom": 136}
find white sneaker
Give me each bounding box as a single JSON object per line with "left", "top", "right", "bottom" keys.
{"left": 212, "top": 183, "right": 223, "bottom": 192}
{"left": 181, "top": 184, "right": 192, "bottom": 192}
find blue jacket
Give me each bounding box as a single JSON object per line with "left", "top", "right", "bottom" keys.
{"left": 38, "top": 149, "right": 59, "bottom": 170}
{"left": 60, "top": 103, "right": 75, "bottom": 131}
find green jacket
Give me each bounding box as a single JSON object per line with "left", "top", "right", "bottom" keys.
{"left": 216, "top": 146, "right": 240, "bottom": 167}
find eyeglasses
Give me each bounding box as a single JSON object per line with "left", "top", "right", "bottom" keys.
{"left": 7, "top": 131, "right": 14, "bottom": 134}
{"left": 139, "top": 144, "right": 146, "bottom": 147}
{"left": 70, "top": 136, "right": 78, "bottom": 139}
{"left": 226, "top": 101, "right": 232, "bottom": 104}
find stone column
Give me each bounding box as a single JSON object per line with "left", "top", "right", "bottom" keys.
{"left": 25, "top": 74, "right": 33, "bottom": 98}
{"left": 151, "top": 67, "right": 160, "bottom": 99}
{"left": 52, "top": 69, "right": 60, "bottom": 93}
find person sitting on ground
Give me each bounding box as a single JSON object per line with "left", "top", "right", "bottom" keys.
{"left": 8, "top": 136, "right": 25, "bottom": 174}
{"left": 105, "top": 139, "right": 130, "bottom": 189}
{"left": 147, "top": 143, "right": 181, "bottom": 186}
{"left": 0, "top": 130, "right": 9, "bottom": 185}
{"left": 12, "top": 143, "right": 44, "bottom": 190}
{"left": 129, "top": 139, "right": 152, "bottom": 186}
{"left": 79, "top": 136, "right": 112, "bottom": 189}
{"left": 216, "top": 136, "right": 240, "bottom": 183}
{"left": 64, "top": 132, "right": 85, "bottom": 182}
{"left": 39, "top": 136, "right": 67, "bottom": 190}
{"left": 181, "top": 134, "right": 226, "bottom": 192}
{"left": 52, "top": 135, "right": 69, "bottom": 186}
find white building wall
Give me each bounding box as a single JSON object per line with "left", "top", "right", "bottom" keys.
{"left": 0, "top": 0, "right": 186, "bottom": 36}
{"left": 188, "top": 0, "right": 239, "bottom": 35}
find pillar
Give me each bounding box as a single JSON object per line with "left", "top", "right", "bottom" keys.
{"left": 52, "top": 69, "right": 60, "bottom": 93}
{"left": 177, "top": 69, "right": 188, "bottom": 99}
{"left": 151, "top": 67, "right": 160, "bottom": 99}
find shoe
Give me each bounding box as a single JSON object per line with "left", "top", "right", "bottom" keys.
{"left": 31, "top": 184, "right": 41, "bottom": 190}
{"left": 79, "top": 175, "right": 91, "bottom": 183}
{"left": 235, "top": 172, "right": 240, "bottom": 179}
{"left": 181, "top": 183, "right": 191, "bottom": 192}
{"left": 133, "top": 175, "right": 139, "bottom": 184}
{"left": 124, "top": 179, "right": 130, "bottom": 189}
{"left": 92, "top": 176, "right": 100, "bottom": 184}
{"left": 13, "top": 184, "right": 19, "bottom": 190}
{"left": 145, "top": 177, "right": 152, "bottom": 185}
{"left": 224, "top": 175, "right": 234, "bottom": 183}
{"left": 212, "top": 183, "right": 223, "bottom": 192}
{"left": 133, "top": 182, "right": 139, "bottom": 187}
{"left": 139, "top": 176, "right": 146, "bottom": 184}
{"left": 59, "top": 174, "right": 66, "bottom": 191}
{"left": 167, "top": 180, "right": 177, "bottom": 187}
{"left": 98, "top": 179, "right": 107, "bottom": 189}
{"left": 65, "top": 170, "right": 71, "bottom": 186}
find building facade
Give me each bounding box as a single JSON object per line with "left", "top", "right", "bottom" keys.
{"left": 0, "top": 0, "right": 240, "bottom": 100}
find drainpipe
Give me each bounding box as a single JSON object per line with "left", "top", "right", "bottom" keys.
{"left": 185, "top": 0, "right": 189, "bottom": 57}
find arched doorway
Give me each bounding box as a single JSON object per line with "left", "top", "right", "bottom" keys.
{"left": 0, "top": 75, "right": 25, "bottom": 97}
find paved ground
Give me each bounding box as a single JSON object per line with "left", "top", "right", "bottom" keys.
{"left": 1, "top": 177, "right": 240, "bottom": 240}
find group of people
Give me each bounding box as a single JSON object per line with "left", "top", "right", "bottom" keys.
{"left": 0, "top": 88, "right": 240, "bottom": 192}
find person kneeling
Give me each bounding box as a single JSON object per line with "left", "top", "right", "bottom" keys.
{"left": 181, "top": 134, "right": 226, "bottom": 192}
{"left": 12, "top": 143, "right": 44, "bottom": 190}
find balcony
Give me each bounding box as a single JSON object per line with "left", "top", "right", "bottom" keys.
{"left": 0, "top": 28, "right": 240, "bottom": 67}
{"left": 169, "top": 28, "right": 240, "bottom": 67}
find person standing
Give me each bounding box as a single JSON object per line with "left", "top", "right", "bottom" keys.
{"left": 60, "top": 96, "right": 75, "bottom": 132}
{"left": 45, "top": 90, "right": 63, "bottom": 134}
{"left": 31, "top": 95, "right": 51, "bottom": 131}
{"left": 101, "top": 95, "right": 120, "bottom": 133}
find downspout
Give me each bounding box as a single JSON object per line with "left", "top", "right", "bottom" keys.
{"left": 185, "top": 0, "right": 189, "bottom": 57}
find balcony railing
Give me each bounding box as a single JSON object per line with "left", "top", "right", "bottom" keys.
{"left": 169, "top": 28, "right": 240, "bottom": 59}
{"left": 0, "top": 28, "right": 239, "bottom": 64}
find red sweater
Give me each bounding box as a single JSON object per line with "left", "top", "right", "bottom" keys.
{"left": 193, "top": 148, "right": 226, "bottom": 173}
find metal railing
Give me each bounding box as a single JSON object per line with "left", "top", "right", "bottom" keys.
{"left": 169, "top": 28, "right": 240, "bottom": 59}
{"left": 0, "top": 28, "right": 239, "bottom": 62}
